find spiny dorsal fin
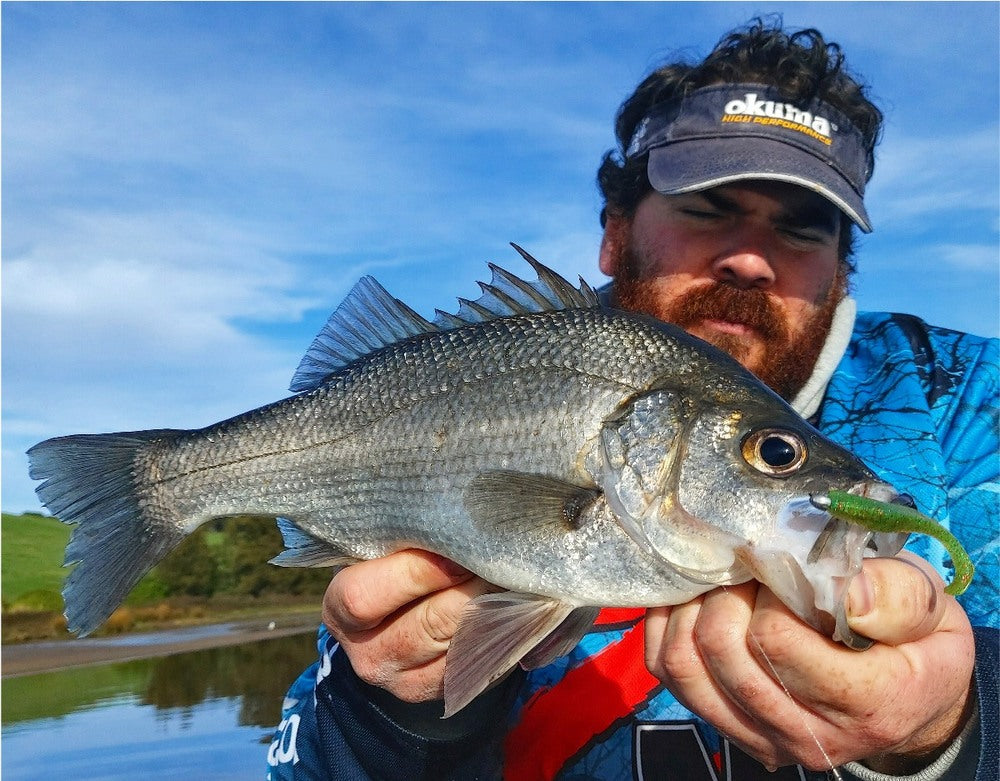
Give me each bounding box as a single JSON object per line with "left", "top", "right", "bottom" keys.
{"left": 437, "top": 243, "right": 598, "bottom": 328}
{"left": 289, "top": 245, "right": 599, "bottom": 392}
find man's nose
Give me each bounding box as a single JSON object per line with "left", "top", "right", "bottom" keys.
{"left": 711, "top": 228, "right": 777, "bottom": 289}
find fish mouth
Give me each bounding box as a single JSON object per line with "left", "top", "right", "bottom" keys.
{"left": 847, "top": 480, "right": 900, "bottom": 503}
{"left": 805, "top": 481, "right": 912, "bottom": 650}
{"left": 740, "top": 482, "right": 911, "bottom": 652}
{"left": 806, "top": 481, "right": 910, "bottom": 564}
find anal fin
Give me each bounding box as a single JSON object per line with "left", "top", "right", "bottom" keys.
{"left": 270, "top": 517, "right": 362, "bottom": 569}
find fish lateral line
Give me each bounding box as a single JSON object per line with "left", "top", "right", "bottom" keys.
{"left": 134, "top": 428, "right": 364, "bottom": 488}
{"left": 811, "top": 491, "right": 974, "bottom": 596}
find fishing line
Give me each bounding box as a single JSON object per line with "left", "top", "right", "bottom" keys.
{"left": 746, "top": 627, "right": 842, "bottom": 781}
{"left": 717, "top": 584, "right": 842, "bottom": 780}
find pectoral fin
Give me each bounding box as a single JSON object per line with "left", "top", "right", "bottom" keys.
{"left": 465, "top": 471, "right": 601, "bottom": 534}
{"left": 442, "top": 592, "right": 596, "bottom": 718}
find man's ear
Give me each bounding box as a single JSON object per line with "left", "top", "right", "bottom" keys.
{"left": 599, "top": 213, "right": 629, "bottom": 276}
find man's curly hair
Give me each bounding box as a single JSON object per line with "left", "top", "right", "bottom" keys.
{"left": 597, "top": 17, "right": 884, "bottom": 270}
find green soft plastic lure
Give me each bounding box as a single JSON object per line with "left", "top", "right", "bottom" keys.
{"left": 812, "top": 490, "right": 974, "bottom": 596}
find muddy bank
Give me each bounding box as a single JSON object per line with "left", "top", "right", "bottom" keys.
{"left": 2, "top": 614, "right": 320, "bottom": 677}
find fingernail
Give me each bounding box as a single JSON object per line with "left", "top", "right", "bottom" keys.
{"left": 847, "top": 572, "right": 875, "bottom": 618}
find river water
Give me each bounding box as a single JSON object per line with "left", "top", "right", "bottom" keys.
{"left": 2, "top": 629, "right": 319, "bottom": 780}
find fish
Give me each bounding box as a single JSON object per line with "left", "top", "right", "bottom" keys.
{"left": 30, "top": 245, "right": 913, "bottom": 717}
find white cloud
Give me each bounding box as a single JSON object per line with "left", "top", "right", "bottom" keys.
{"left": 934, "top": 243, "right": 1000, "bottom": 274}
{"left": 5, "top": 209, "right": 320, "bottom": 345}
{"left": 2, "top": 205, "right": 323, "bottom": 457}
{"left": 867, "top": 127, "right": 999, "bottom": 225}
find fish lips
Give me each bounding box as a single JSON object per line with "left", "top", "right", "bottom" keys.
{"left": 739, "top": 480, "right": 909, "bottom": 651}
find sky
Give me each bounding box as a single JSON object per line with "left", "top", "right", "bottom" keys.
{"left": 3, "top": 2, "right": 998, "bottom": 514}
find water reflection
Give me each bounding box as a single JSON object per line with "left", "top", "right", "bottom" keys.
{"left": 2, "top": 629, "right": 318, "bottom": 780}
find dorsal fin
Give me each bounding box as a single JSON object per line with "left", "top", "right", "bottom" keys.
{"left": 289, "top": 244, "right": 599, "bottom": 392}
{"left": 290, "top": 276, "right": 438, "bottom": 392}
{"left": 433, "top": 243, "right": 599, "bottom": 329}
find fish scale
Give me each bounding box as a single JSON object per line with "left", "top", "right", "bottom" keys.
{"left": 28, "top": 249, "right": 914, "bottom": 716}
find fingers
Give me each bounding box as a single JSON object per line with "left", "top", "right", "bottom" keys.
{"left": 750, "top": 567, "right": 975, "bottom": 762}
{"left": 745, "top": 585, "right": 899, "bottom": 728}
{"left": 644, "top": 563, "right": 977, "bottom": 771}
{"left": 646, "top": 586, "right": 833, "bottom": 769}
{"left": 323, "top": 549, "right": 473, "bottom": 634}
{"left": 323, "top": 550, "right": 494, "bottom": 703}
{"left": 351, "top": 578, "right": 489, "bottom": 701}
{"left": 845, "top": 552, "right": 952, "bottom": 645}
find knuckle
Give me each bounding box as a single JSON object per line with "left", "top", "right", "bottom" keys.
{"left": 696, "top": 615, "right": 747, "bottom": 660}
{"left": 348, "top": 651, "right": 391, "bottom": 688}
{"left": 857, "top": 712, "right": 910, "bottom": 751}
{"left": 754, "top": 726, "right": 840, "bottom": 771}
{"left": 792, "top": 743, "right": 842, "bottom": 771}
{"left": 896, "top": 572, "right": 937, "bottom": 617}
{"left": 746, "top": 616, "right": 800, "bottom": 664}
{"left": 734, "top": 677, "right": 763, "bottom": 703}
{"left": 331, "top": 574, "right": 381, "bottom": 630}
{"left": 652, "top": 635, "right": 702, "bottom": 683}
{"left": 417, "top": 596, "right": 461, "bottom": 644}
{"left": 403, "top": 549, "right": 438, "bottom": 585}
{"left": 393, "top": 663, "right": 447, "bottom": 704}
{"left": 350, "top": 647, "right": 445, "bottom": 703}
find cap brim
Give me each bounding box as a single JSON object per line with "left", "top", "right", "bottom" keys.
{"left": 647, "top": 137, "right": 872, "bottom": 233}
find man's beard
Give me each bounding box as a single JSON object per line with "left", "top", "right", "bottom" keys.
{"left": 614, "top": 249, "right": 846, "bottom": 401}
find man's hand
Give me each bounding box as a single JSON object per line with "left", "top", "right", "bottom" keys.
{"left": 643, "top": 552, "right": 976, "bottom": 772}
{"left": 322, "top": 549, "right": 493, "bottom": 703}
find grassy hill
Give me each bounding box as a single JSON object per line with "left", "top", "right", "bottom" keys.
{"left": 2, "top": 513, "right": 69, "bottom": 609}
{"left": 2, "top": 512, "right": 330, "bottom": 642}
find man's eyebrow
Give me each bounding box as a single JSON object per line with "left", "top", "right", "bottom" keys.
{"left": 696, "top": 187, "right": 839, "bottom": 234}
{"left": 777, "top": 200, "right": 839, "bottom": 234}
{"left": 698, "top": 190, "right": 741, "bottom": 212}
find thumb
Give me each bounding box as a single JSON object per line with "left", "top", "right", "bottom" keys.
{"left": 845, "top": 552, "right": 950, "bottom": 646}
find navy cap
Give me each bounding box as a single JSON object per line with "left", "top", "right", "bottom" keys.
{"left": 627, "top": 83, "right": 873, "bottom": 232}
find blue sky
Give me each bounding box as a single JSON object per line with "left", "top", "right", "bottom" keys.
{"left": 3, "top": 2, "right": 998, "bottom": 514}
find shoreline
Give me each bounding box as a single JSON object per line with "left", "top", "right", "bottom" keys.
{"left": 1, "top": 614, "right": 320, "bottom": 678}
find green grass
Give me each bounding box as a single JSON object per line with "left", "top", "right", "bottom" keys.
{"left": 2, "top": 513, "right": 70, "bottom": 606}
{"left": 2, "top": 512, "right": 174, "bottom": 612}
{"left": 2, "top": 512, "right": 329, "bottom": 640}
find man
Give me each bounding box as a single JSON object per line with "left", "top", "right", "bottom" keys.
{"left": 268, "top": 20, "right": 998, "bottom": 780}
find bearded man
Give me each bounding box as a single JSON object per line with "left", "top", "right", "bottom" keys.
{"left": 268, "top": 20, "right": 998, "bottom": 781}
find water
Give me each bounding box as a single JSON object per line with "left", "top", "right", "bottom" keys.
{"left": 2, "top": 629, "right": 319, "bottom": 780}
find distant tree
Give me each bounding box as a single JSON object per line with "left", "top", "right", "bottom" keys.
{"left": 223, "top": 516, "right": 331, "bottom": 597}
{"left": 155, "top": 527, "right": 218, "bottom": 597}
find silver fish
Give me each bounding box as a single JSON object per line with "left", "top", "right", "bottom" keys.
{"left": 28, "top": 246, "right": 908, "bottom": 716}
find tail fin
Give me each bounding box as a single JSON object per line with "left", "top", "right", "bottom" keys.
{"left": 27, "top": 430, "right": 187, "bottom": 636}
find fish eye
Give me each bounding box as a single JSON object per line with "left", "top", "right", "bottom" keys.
{"left": 741, "top": 429, "right": 808, "bottom": 477}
